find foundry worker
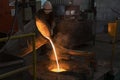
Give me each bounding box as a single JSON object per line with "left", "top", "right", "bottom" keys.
{"left": 36, "top": 1, "right": 55, "bottom": 36}
{"left": 35, "top": 1, "right": 56, "bottom": 55}
{"left": 0, "top": 1, "right": 55, "bottom": 57}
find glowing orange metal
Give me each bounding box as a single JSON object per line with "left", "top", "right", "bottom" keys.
{"left": 35, "top": 17, "right": 51, "bottom": 38}
{"left": 108, "top": 22, "right": 117, "bottom": 37}
{"left": 50, "top": 68, "right": 67, "bottom": 72}
{"left": 35, "top": 17, "right": 63, "bottom": 72}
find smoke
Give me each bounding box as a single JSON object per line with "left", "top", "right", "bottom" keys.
{"left": 47, "top": 30, "right": 72, "bottom": 60}
{"left": 53, "top": 20, "right": 82, "bottom": 49}
{"left": 48, "top": 20, "right": 89, "bottom": 61}
{"left": 54, "top": 32, "right": 70, "bottom": 48}
{"left": 47, "top": 21, "right": 78, "bottom": 61}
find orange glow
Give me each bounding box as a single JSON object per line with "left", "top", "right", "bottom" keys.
{"left": 35, "top": 16, "right": 65, "bottom": 72}
{"left": 35, "top": 17, "right": 50, "bottom": 38}
{"left": 48, "top": 63, "right": 69, "bottom": 73}
{"left": 47, "top": 37, "right": 61, "bottom": 72}
{"left": 108, "top": 22, "right": 117, "bottom": 37}
{"left": 51, "top": 68, "right": 67, "bottom": 72}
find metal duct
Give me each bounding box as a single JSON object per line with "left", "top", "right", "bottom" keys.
{"left": 49, "top": 0, "right": 70, "bottom": 5}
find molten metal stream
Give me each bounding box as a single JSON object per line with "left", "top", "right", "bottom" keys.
{"left": 46, "top": 37, "right": 60, "bottom": 72}
{"left": 36, "top": 17, "right": 66, "bottom": 72}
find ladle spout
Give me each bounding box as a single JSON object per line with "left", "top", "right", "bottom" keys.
{"left": 35, "top": 16, "right": 51, "bottom": 39}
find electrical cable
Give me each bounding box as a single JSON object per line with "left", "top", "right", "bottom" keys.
{"left": 111, "top": 8, "right": 120, "bottom": 16}
{"left": 8, "top": 0, "right": 18, "bottom": 35}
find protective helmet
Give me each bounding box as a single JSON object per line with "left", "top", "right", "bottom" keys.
{"left": 43, "top": 1, "right": 52, "bottom": 10}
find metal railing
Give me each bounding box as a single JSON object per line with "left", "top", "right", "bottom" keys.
{"left": 0, "top": 33, "right": 37, "bottom": 80}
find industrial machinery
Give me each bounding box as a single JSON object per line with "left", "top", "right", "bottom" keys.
{"left": 1, "top": 0, "right": 115, "bottom": 80}
{"left": 0, "top": 13, "right": 96, "bottom": 80}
